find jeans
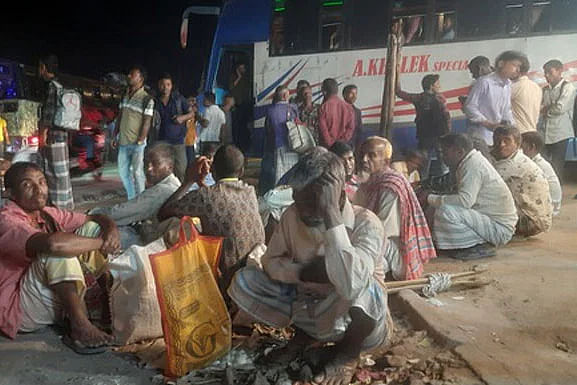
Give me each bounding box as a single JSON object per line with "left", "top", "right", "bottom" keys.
{"left": 418, "top": 139, "right": 449, "bottom": 180}
{"left": 186, "top": 145, "right": 196, "bottom": 165}
{"left": 118, "top": 144, "right": 146, "bottom": 200}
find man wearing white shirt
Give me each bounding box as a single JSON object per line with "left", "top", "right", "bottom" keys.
{"left": 464, "top": 51, "right": 524, "bottom": 145}
{"left": 522, "top": 131, "right": 562, "bottom": 216}
{"left": 540, "top": 59, "right": 576, "bottom": 180}
{"left": 198, "top": 92, "right": 226, "bottom": 153}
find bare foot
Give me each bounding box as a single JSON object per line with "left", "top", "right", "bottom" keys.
{"left": 313, "top": 353, "right": 358, "bottom": 385}
{"left": 69, "top": 318, "right": 114, "bottom": 347}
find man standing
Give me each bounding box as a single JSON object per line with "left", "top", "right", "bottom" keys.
{"left": 464, "top": 51, "right": 523, "bottom": 146}
{"left": 38, "top": 55, "right": 74, "bottom": 209}
{"left": 220, "top": 95, "right": 235, "bottom": 145}
{"left": 423, "top": 134, "right": 517, "bottom": 260}
{"left": 155, "top": 74, "right": 195, "bottom": 181}
{"left": 229, "top": 63, "right": 251, "bottom": 152}
{"left": 113, "top": 66, "right": 154, "bottom": 200}
{"left": 342, "top": 84, "right": 364, "bottom": 149}
{"left": 540, "top": 59, "right": 576, "bottom": 180}
{"left": 228, "top": 148, "right": 390, "bottom": 385}
{"left": 511, "top": 57, "right": 542, "bottom": 133}
{"left": 198, "top": 92, "right": 226, "bottom": 153}
{"left": 492, "top": 126, "right": 552, "bottom": 237}
{"left": 318, "top": 78, "right": 355, "bottom": 148}
{"left": 0, "top": 162, "right": 119, "bottom": 352}
{"left": 396, "top": 74, "right": 451, "bottom": 179}
{"left": 355, "top": 137, "right": 436, "bottom": 280}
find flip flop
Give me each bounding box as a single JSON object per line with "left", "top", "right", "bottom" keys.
{"left": 451, "top": 244, "right": 496, "bottom": 261}
{"left": 61, "top": 334, "right": 110, "bottom": 355}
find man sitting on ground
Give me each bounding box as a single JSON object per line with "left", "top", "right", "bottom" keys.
{"left": 521, "top": 131, "right": 562, "bottom": 216}
{"left": 90, "top": 143, "right": 181, "bottom": 248}
{"left": 228, "top": 148, "right": 390, "bottom": 385}
{"left": 354, "top": 137, "right": 436, "bottom": 280}
{"left": 158, "top": 145, "right": 265, "bottom": 289}
{"left": 0, "top": 162, "right": 120, "bottom": 353}
{"left": 421, "top": 134, "right": 517, "bottom": 259}
{"left": 391, "top": 150, "right": 426, "bottom": 184}
{"left": 329, "top": 141, "right": 360, "bottom": 201}
{"left": 492, "top": 126, "right": 552, "bottom": 236}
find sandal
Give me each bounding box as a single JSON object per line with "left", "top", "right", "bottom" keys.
{"left": 61, "top": 334, "right": 110, "bottom": 355}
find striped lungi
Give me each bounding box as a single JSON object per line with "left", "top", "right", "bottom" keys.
{"left": 433, "top": 205, "right": 514, "bottom": 250}
{"left": 228, "top": 265, "right": 389, "bottom": 350}
{"left": 273, "top": 146, "right": 299, "bottom": 186}
{"left": 44, "top": 130, "right": 74, "bottom": 210}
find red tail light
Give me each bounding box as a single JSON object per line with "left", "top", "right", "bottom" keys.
{"left": 28, "top": 136, "right": 39, "bottom": 146}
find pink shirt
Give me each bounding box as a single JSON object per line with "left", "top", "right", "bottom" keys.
{"left": 318, "top": 95, "right": 355, "bottom": 148}
{"left": 0, "top": 201, "right": 86, "bottom": 338}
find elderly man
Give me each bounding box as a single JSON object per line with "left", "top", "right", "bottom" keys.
{"left": 0, "top": 162, "right": 120, "bottom": 353}
{"left": 521, "top": 131, "right": 562, "bottom": 216}
{"left": 159, "top": 144, "right": 265, "bottom": 289}
{"left": 354, "top": 137, "right": 436, "bottom": 281}
{"left": 229, "top": 148, "right": 390, "bottom": 385}
{"left": 423, "top": 134, "right": 517, "bottom": 260}
{"left": 492, "top": 126, "right": 552, "bottom": 237}
{"left": 90, "top": 143, "right": 181, "bottom": 248}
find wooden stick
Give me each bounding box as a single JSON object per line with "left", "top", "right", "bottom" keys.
{"left": 385, "top": 265, "right": 488, "bottom": 289}
{"left": 387, "top": 278, "right": 492, "bottom": 294}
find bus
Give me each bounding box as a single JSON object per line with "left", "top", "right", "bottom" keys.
{"left": 187, "top": 0, "right": 577, "bottom": 159}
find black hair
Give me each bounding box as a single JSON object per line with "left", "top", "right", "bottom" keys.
{"left": 273, "top": 85, "right": 288, "bottom": 103}
{"left": 297, "top": 80, "right": 310, "bottom": 89}
{"left": 201, "top": 142, "right": 219, "bottom": 157}
{"left": 329, "top": 141, "right": 353, "bottom": 158}
{"left": 468, "top": 56, "right": 493, "bottom": 77}
{"left": 439, "top": 133, "right": 474, "bottom": 153}
{"left": 342, "top": 84, "right": 358, "bottom": 98}
{"left": 522, "top": 131, "right": 545, "bottom": 154}
{"left": 543, "top": 59, "right": 564, "bottom": 72}
{"left": 129, "top": 65, "right": 148, "bottom": 83}
{"left": 421, "top": 74, "right": 440, "bottom": 91}
{"left": 213, "top": 145, "right": 244, "bottom": 179}
{"left": 321, "top": 78, "right": 339, "bottom": 96}
{"left": 146, "top": 143, "right": 175, "bottom": 167}
{"left": 519, "top": 56, "right": 531, "bottom": 74}
{"left": 39, "top": 54, "right": 59, "bottom": 74}
{"left": 4, "top": 162, "right": 43, "bottom": 190}
{"left": 495, "top": 51, "right": 527, "bottom": 67}
{"left": 405, "top": 149, "right": 427, "bottom": 162}
{"left": 494, "top": 125, "right": 522, "bottom": 145}
{"left": 204, "top": 92, "right": 216, "bottom": 104}
{"left": 158, "top": 72, "right": 173, "bottom": 82}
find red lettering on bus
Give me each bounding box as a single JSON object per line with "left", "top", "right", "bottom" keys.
{"left": 409, "top": 56, "right": 419, "bottom": 73}
{"left": 418, "top": 55, "right": 430, "bottom": 72}
{"left": 378, "top": 58, "right": 387, "bottom": 75}
{"left": 352, "top": 60, "right": 363, "bottom": 77}
{"left": 367, "top": 59, "right": 378, "bottom": 76}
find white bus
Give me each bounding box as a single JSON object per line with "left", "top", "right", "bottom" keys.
{"left": 186, "top": 0, "right": 577, "bottom": 158}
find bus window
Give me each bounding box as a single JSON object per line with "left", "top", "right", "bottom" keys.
{"left": 434, "top": 0, "right": 457, "bottom": 42}
{"left": 349, "top": 0, "right": 389, "bottom": 49}
{"left": 270, "top": 13, "right": 285, "bottom": 55}
{"left": 392, "top": 0, "right": 427, "bottom": 45}
{"left": 505, "top": 2, "right": 524, "bottom": 36}
{"left": 281, "top": 0, "right": 320, "bottom": 55}
{"left": 457, "top": 0, "right": 503, "bottom": 39}
{"left": 531, "top": 1, "right": 552, "bottom": 33}
{"left": 320, "top": 5, "right": 345, "bottom": 51}
{"left": 552, "top": 0, "right": 576, "bottom": 32}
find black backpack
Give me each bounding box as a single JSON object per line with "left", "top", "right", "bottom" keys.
{"left": 415, "top": 93, "right": 447, "bottom": 138}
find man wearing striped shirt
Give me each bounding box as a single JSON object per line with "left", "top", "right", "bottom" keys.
{"left": 113, "top": 66, "right": 154, "bottom": 200}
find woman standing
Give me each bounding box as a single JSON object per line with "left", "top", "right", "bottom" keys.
{"left": 259, "top": 85, "right": 299, "bottom": 195}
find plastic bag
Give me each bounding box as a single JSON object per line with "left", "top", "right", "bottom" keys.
{"left": 150, "top": 217, "right": 230, "bottom": 378}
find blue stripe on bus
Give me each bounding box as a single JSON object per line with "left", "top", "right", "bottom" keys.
{"left": 256, "top": 60, "right": 302, "bottom": 102}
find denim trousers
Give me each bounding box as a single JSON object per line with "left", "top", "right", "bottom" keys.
{"left": 118, "top": 144, "right": 146, "bottom": 200}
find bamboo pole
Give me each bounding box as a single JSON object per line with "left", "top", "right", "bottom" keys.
{"left": 379, "top": 21, "right": 403, "bottom": 139}
{"left": 386, "top": 278, "right": 492, "bottom": 295}
{"left": 385, "top": 265, "right": 488, "bottom": 289}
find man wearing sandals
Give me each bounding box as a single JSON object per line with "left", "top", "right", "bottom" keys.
{"left": 0, "top": 162, "right": 119, "bottom": 353}
{"left": 228, "top": 148, "right": 391, "bottom": 385}
{"left": 421, "top": 134, "right": 518, "bottom": 260}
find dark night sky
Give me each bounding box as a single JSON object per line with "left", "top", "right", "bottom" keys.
{"left": 0, "top": 1, "right": 222, "bottom": 96}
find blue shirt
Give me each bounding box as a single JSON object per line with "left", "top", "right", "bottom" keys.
{"left": 157, "top": 93, "right": 190, "bottom": 145}
{"left": 265, "top": 101, "right": 299, "bottom": 149}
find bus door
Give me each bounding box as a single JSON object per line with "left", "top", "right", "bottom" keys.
{"left": 214, "top": 45, "right": 256, "bottom": 154}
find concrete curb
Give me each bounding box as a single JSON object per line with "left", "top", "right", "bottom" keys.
{"left": 390, "top": 289, "right": 470, "bottom": 348}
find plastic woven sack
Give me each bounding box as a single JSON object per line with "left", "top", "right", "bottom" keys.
{"left": 149, "top": 217, "right": 230, "bottom": 378}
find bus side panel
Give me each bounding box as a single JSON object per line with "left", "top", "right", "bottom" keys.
{"left": 254, "top": 34, "right": 577, "bottom": 154}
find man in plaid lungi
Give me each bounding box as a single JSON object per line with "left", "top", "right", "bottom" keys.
{"left": 39, "top": 55, "right": 74, "bottom": 210}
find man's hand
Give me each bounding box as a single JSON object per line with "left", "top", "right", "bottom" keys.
{"left": 184, "top": 156, "right": 211, "bottom": 186}
{"left": 111, "top": 138, "right": 118, "bottom": 149}
{"left": 481, "top": 121, "right": 499, "bottom": 131}
{"left": 300, "top": 257, "right": 330, "bottom": 283}
{"left": 100, "top": 220, "right": 120, "bottom": 255}
{"left": 173, "top": 115, "right": 187, "bottom": 125}
{"left": 314, "top": 171, "right": 344, "bottom": 229}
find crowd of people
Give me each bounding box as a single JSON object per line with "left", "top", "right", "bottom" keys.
{"left": 0, "top": 49, "right": 574, "bottom": 384}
